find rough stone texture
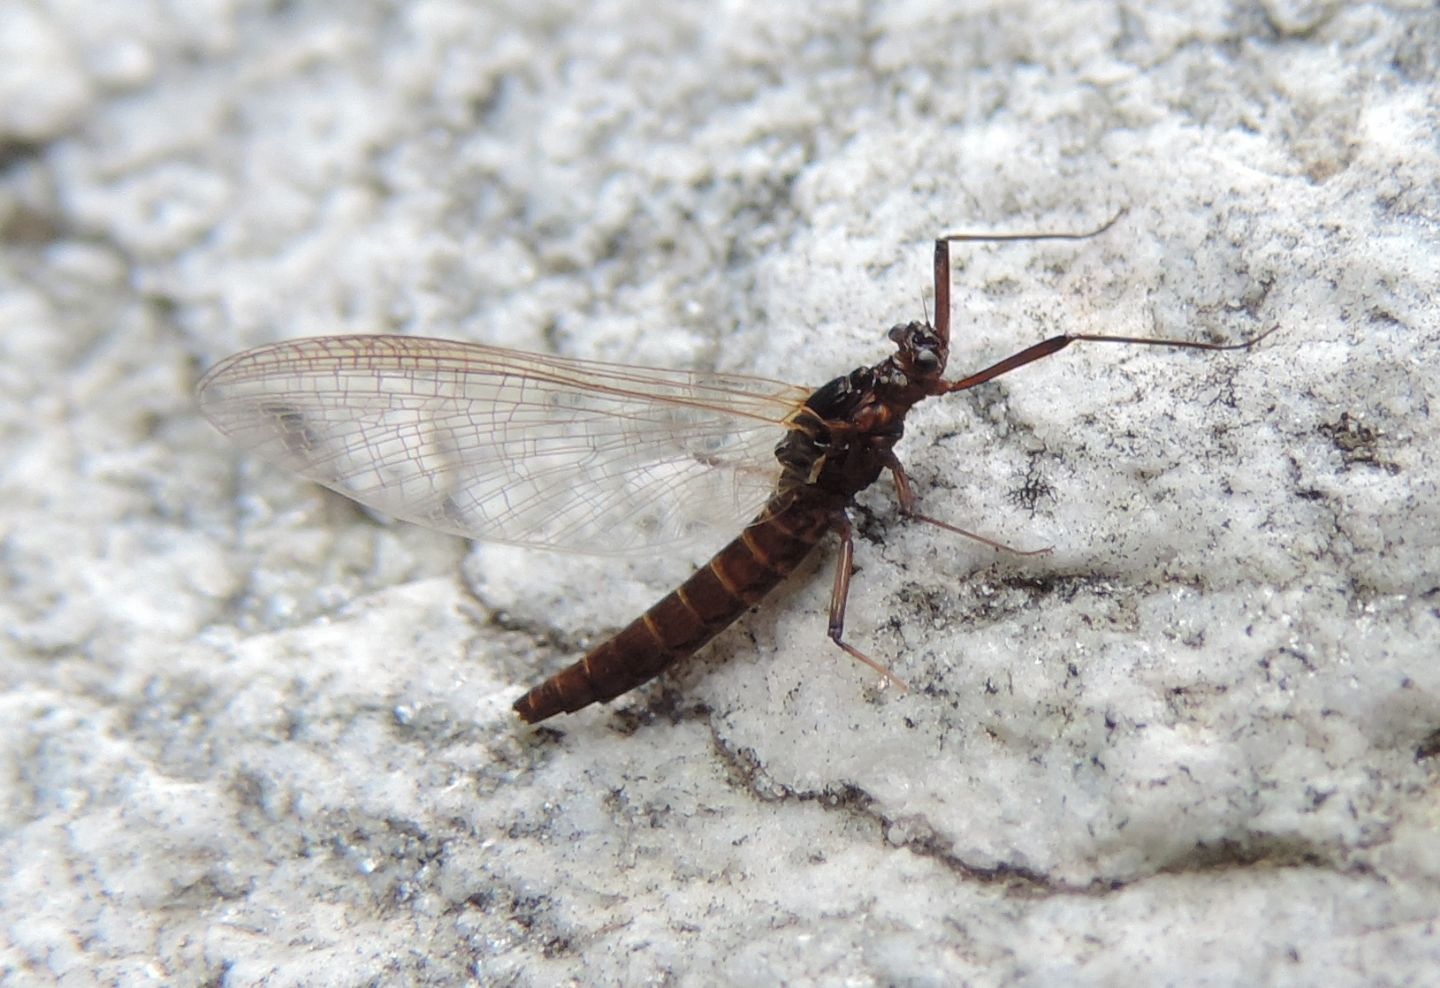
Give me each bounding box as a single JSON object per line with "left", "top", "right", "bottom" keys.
{"left": 1, "top": 1, "right": 1436, "bottom": 985}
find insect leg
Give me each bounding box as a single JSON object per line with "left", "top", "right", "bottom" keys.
{"left": 933, "top": 212, "right": 1127, "bottom": 348}
{"left": 943, "top": 325, "right": 1278, "bottom": 394}
{"left": 883, "top": 452, "right": 1051, "bottom": 556}
{"left": 932, "top": 209, "right": 1277, "bottom": 379}
{"left": 827, "top": 510, "right": 909, "bottom": 691}
{"left": 938, "top": 210, "right": 1126, "bottom": 245}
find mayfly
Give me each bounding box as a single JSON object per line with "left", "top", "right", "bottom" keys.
{"left": 197, "top": 217, "right": 1274, "bottom": 723}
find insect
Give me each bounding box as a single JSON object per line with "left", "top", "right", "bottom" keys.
{"left": 197, "top": 216, "right": 1274, "bottom": 723}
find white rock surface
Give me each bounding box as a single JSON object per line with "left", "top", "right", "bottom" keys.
{"left": 1, "top": 1, "right": 1436, "bottom": 984}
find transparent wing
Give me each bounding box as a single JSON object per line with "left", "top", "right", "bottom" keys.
{"left": 197, "top": 335, "right": 812, "bottom": 556}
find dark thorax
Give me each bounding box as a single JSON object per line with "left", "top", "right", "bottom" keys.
{"left": 774, "top": 320, "right": 950, "bottom": 505}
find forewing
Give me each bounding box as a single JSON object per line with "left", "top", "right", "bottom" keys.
{"left": 196, "top": 335, "right": 810, "bottom": 556}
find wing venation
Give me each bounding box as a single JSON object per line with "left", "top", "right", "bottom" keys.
{"left": 197, "top": 335, "right": 811, "bottom": 555}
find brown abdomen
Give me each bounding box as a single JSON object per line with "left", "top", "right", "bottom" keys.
{"left": 512, "top": 498, "right": 832, "bottom": 723}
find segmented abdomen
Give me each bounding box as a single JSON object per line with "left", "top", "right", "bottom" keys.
{"left": 512, "top": 497, "right": 833, "bottom": 723}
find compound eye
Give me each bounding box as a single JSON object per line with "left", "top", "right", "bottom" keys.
{"left": 887, "top": 324, "right": 911, "bottom": 344}
{"left": 915, "top": 348, "right": 941, "bottom": 373}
